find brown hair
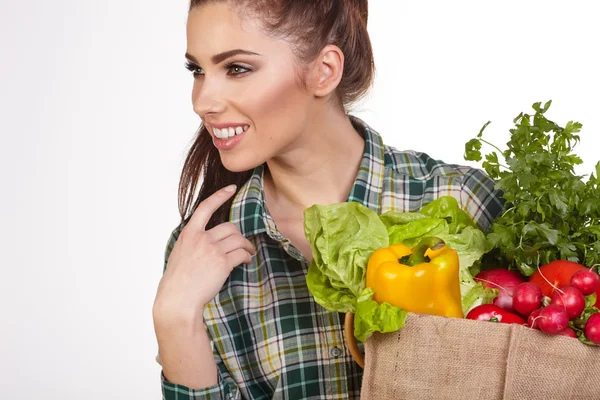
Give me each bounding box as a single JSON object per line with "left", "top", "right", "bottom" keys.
{"left": 177, "top": 0, "right": 374, "bottom": 230}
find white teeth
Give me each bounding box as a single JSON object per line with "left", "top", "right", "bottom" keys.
{"left": 212, "top": 125, "right": 249, "bottom": 139}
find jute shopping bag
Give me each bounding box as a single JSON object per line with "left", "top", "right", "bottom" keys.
{"left": 346, "top": 313, "right": 600, "bottom": 399}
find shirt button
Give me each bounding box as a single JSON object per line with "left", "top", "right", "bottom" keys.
{"left": 226, "top": 386, "right": 236, "bottom": 399}
{"left": 330, "top": 346, "right": 342, "bottom": 358}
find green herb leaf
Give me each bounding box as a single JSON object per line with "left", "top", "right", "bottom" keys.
{"left": 464, "top": 139, "right": 483, "bottom": 162}
{"left": 464, "top": 101, "right": 600, "bottom": 275}
{"left": 585, "top": 294, "right": 597, "bottom": 310}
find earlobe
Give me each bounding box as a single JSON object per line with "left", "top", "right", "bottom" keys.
{"left": 313, "top": 45, "right": 344, "bottom": 98}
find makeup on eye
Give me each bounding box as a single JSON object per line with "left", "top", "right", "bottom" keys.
{"left": 184, "top": 61, "right": 203, "bottom": 77}
{"left": 184, "top": 60, "right": 252, "bottom": 77}
{"left": 223, "top": 61, "right": 252, "bottom": 76}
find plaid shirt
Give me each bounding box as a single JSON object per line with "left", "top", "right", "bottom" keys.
{"left": 158, "top": 116, "right": 505, "bottom": 399}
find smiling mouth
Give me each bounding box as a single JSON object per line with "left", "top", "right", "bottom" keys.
{"left": 208, "top": 124, "right": 250, "bottom": 151}
{"left": 210, "top": 124, "right": 250, "bottom": 139}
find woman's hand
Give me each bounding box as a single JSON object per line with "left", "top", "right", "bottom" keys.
{"left": 153, "top": 185, "right": 256, "bottom": 327}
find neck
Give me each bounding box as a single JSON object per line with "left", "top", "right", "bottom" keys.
{"left": 263, "top": 110, "right": 365, "bottom": 215}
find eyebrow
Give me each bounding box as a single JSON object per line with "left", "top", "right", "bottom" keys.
{"left": 185, "top": 49, "right": 261, "bottom": 65}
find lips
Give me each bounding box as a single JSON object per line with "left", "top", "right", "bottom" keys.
{"left": 208, "top": 125, "right": 249, "bottom": 151}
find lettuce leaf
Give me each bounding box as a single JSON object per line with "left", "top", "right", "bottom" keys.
{"left": 387, "top": 217, "right": 448, "bottom": 244}
{"left": 462, "top": 283, "right": 498, "bottom": 314}
{"left": 419, "top": 196, "right": 477, "bottom": 233}
{"left": 304, "top": 202, "right": 388, "bottom": 312}
{"left": 354, "top": 288, "right": 408, "bottom": 342}
{"left": 305, "top": 262, "right": 358, "bottom": 313}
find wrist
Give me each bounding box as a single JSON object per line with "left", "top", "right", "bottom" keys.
{"left": 153, "top": 303, "right": 206, "bottom": 334}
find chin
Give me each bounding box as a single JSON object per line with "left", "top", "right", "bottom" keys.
{"left": 219, "top": 153, "right": 263, "bottom": 174}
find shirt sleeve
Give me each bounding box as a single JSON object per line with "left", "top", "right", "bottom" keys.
{"left": 157, "top": 225, "right": 242, "bottom": 400}
{"left": 159, "top": 360, "right": 241, "bottom": 400}
{"left": 459, "top": 167, "right": 506, "bottom": 232}
{"left": 160, "top": 370, "right": 226, "bottom": 400}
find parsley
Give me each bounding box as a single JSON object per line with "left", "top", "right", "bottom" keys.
{"left": 465, "top": 100, "right": 600, "bottom": 276}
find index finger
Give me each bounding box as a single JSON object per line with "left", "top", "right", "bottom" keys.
{"left": 187, "top": 184, "right": 237, "bottom": 231}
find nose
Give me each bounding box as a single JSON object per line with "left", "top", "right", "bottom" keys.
{"left": 192, "top": 78, "right": 226, "bottom": 117}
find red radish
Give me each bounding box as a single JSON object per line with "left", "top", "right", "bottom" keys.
{"left": 570, "top": 269, "right": 599, "bottom": 296}
{"left": 550, "top": 286, "right": 586, "bottom": 320}
{"left": 475, "top": 269, "right": 526, "bottom": 288}
{"left": 556, "top": 327, "right": 578, "bottom": 338}
{"left": 475, "top": 269, "right": 525, "bottom": 312}
{"left": 585, "top": 313, "right": 600, "bottom": 344}
{"left": 527, "top": 308, "right": 542, "bottom": 329}
{"left": 512, "top": 283, "right": 543, "bottom": 317}
{"left": 538, "top": 305, "right": 569, "bottom": 334}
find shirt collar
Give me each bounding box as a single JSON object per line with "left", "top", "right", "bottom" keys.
{"left": 229, "top": 116, "right": 386, "bottom": 239}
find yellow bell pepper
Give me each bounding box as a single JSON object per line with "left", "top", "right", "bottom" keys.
{"left": 365, "top": 237, "right": 463, "bottom": 318}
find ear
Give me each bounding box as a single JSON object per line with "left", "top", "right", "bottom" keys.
{"left": 312, "top": 45, "right": 344, "bottom": 98}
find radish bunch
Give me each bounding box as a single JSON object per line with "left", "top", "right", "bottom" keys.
{"left": 475, "top": 266, "right": 600, "bottom": 344}
{"left": 518, "top": 268, "right": 600, "bottom": 343}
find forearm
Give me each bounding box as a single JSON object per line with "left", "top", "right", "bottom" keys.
{"left": 155, "top": 315, "right": 218, "bottom": 389}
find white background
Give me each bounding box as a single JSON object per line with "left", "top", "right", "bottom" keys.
{"left": 1, "top": 1, "right": 599, "bottom": 398}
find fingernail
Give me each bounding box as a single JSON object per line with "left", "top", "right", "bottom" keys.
{"left": 224, "top": 184, "right": 237, "bottom": 192}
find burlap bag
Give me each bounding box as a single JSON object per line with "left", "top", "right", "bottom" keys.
{"left": 359, "top": 313, "right": 600, "bottom": 399}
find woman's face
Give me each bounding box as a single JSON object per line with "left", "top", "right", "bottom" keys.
{"left": 186, "top": 3, "right": 316, "bottom": 172}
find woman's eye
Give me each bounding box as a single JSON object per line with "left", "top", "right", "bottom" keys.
{"left": 184, "top": 62, "right": 204, "bottom": 77}
{"left": 227, "top": 64, "right": 250, "bottom": 76}
{"left": 184, "top": 61, "right": 250, "bottom": 78}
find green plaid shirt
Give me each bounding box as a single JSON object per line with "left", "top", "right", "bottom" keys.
{"left": 158, "top": 116, "right": 505, "bottom": 399}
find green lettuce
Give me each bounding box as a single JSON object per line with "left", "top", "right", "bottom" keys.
{"left": 304, "top": 202, "right": 388, "bottom": 312}
{"left": 353, "top": 288, "right": 408, "bottom": 342}
{"left": 419, "top": 196, "right": 477, "bottom": 233}
{"left": 304, "top": 196, "right": 494, "bottom": 342}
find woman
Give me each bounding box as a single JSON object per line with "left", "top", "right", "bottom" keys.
{"left": 152, "top": 0, "right": 505, "bottom": 399}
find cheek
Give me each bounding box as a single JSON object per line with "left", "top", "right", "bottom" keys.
{"left": 237, "top": 71, "right": 309, "bottom": 142}
{"left": 191, "top": 84, "right": 198, "bottom": 104}
{"left": 190, "top": 82, "right": 200, "bottom": 116}
{"left": 219, "top": 69, "right": 311, "bottom": 172}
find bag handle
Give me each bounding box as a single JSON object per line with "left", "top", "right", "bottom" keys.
{"left": 344, "top": 312, "right": 365, "bottom": 368}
